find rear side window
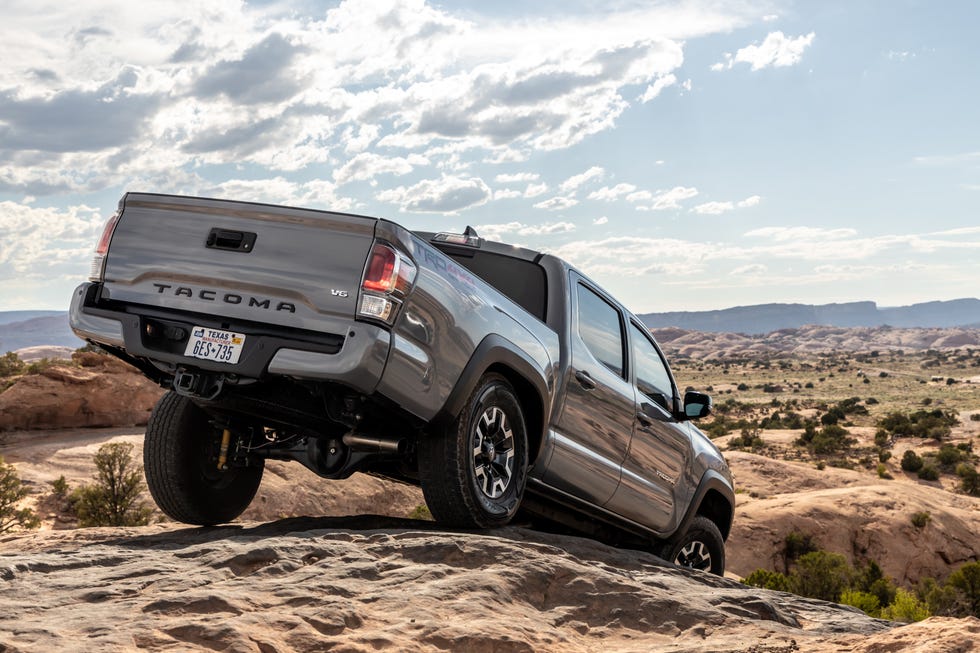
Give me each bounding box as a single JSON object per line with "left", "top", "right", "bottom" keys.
{"left": 446, "top": 251, "right": 547, "bottom": 322}
{"left": 577, "top": 283, "right": 625, "bottom": 377}
{"left": 630, "top": 322, "right": 673, "bottom": 403}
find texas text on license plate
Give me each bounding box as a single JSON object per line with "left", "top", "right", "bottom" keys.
{"left": 183, "top": 326, "right": 246, "bottom": 364}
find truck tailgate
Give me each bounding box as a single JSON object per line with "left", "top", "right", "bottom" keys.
{"left": 101, "top": 193, "right": 377, "bottom": 333}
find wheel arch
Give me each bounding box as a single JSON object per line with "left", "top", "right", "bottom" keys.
{"left": 437, "top": 334, "right": 551, "bottom": 465}
{"left": 677, "top": 470, "right": 735, "bottom": 541}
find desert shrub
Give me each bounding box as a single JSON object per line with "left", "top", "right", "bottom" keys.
{"left": 24, "top": 358, "right": 62, "bottom": 375}
{"left": 901, "top": 450, "right": 923, "bottom": 473}
{"left": 760, "top": 411, "right": 804, "bottom": 430}
{"left": 946, "top": 562, "right": 980, "bottom": 617}
{"left": 971, "top": 414, "right": 980, "bottom": 422}
{"left": 782, "top": 530, "right": 819, "bottom": 573}
{"left": 917, "top": 464, "right": 940, "bottom": 481}
{"left": 727, "top": 428, "right": 765, "bottom": 450}
{"left": 936, "top": 444, "right": 967, "bottom": 470}
{"left": 0, "top": 351, "right": 25, "bottom": 377}
{"left": 791, "top": 551, "right": 853, "bottom": 602}
{"left": 918, "top": 577, "right": 970, "bottom": 617}
{"left": 408, "top": 504, "right": 433, "bottom": 521}
{"left": 840, "top": 590, "right": 881, "bottom": 617}
{"left": 874, "top": 430, "right": 890, "bottom": 449}
{"left": 957, "top": 464, "right": 980, "bottom": 497}
{"left": 876, "top": 463, "right": 892, "bottom": 479}
{"left": 71, "top": 442, "right": 152, "bottom": 527}
{"left": 50, "top": 475, "right": 69, "bottom": 497}
{"left": 743, "top": 568, "right": 790, "bottom": 592}
{"left": 798, "top": 424, "right": 854, "bottom": 455}
{"left": 880, "top": 589, "right": 931, "bottom": 622}
{"left": 0, "top": 456, "right": 40, "bottom": 534}
{"left": 878, "top": 409, "right": 958, "bottom": 440}
{"left": 910, "top": 511, "right": 931, "bottom": 528}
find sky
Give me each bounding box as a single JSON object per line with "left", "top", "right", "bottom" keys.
{"left": 0, "top": 0, "right": 978, "bottom": 315}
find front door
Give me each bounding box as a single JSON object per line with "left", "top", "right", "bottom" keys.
{"left": 604, "top": 321, "right": 690, "bottom": 532}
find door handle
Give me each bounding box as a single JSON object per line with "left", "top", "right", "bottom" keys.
{"left": 575, "top": 370, "right": 597, "bottom": 390}
{"left": 636, "top": 412, "right": 654, "bottom": 427}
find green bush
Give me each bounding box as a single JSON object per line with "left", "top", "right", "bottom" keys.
{"left": 50, "top": 475, "right": 69, "bottom": 497}
{"left": 0, "top": 352, "right": 25, "bottom": 377}
{"left": 880, "top": 589, "right": 931, "bottom": 623}
{"left": 910, "top": 511, "right": 931, "bottom": 529}
{"left": 917, "top": 464, "right": 940, "bottom": 481}
{"left": 71, "top": 442, "right": 152, "bottom": 527}
{"left": 791, "top": 551, "right": 853, "bottom": 602}
{"left": 947, "top": 561, "right": 980, "bottom": 617}
{"left": 408, "top": 504, "right": 433, "bottom": 521}
{"left": 876, "top": 463, "right": 892, "bottom": 479}
{"left": 0, "top": 456, "right": 40, "bottom": 534}
{"left": 957, "top": 464, "right": 980, "bottom": 497}
{"left": 743, "top": 568, "right": 790, "bottom": 592}
{"left": 937, "top": 444, "right": 966, "bottom": 470}
{"left": 878, "top": 409, "right": 959, "bottom": 440}
{"left": 840, "top": 590, "right": 881, "bottom": 617}
{"left": 901, "top": 450, "right": 923, "bottom": 473}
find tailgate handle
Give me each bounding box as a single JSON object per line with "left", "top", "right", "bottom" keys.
{"left": 206, "top": 228, "right": 256, "bottom": 252}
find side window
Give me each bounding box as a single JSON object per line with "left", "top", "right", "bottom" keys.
{"left": 630, "top": 323, "right": 674, "bottom": 405}
{"left": 576, "top": 283, "right": 625, "bottom": 377}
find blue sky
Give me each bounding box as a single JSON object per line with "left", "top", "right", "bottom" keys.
{"left": 1, "top": 0, "right": 978, "bottom": 314}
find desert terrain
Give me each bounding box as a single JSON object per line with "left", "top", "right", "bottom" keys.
{"left": 2, "top": 328, "right": 980, "bottom": 650}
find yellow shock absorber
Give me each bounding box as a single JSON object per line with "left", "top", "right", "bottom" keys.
{"left": 217, "top": 428, "right": 231, "bottom": 470}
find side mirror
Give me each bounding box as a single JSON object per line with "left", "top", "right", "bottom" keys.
{"left": 682, "top": 391, "right": 712, "bottom": 421}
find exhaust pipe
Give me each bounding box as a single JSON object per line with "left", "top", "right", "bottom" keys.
{"left": 343, "top": 432, "right": 405, "bottom": 454}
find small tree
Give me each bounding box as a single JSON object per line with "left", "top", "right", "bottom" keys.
{"left": 72, "top": 442, "right": 152, "bottom": 527}
{"left": 790, "top": 551, "right": 853, "bottom": 602}
{"left": 947, "top": 561, "right": 980, "bottom": 617}
{"left": 0, "top": 456, "right": 40, "bottom": 534}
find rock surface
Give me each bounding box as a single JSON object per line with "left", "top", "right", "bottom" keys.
{"left": 1, "top": 518, "right": 954, "bottom": 653}
{"left": 0, "top": 353, "right": 163, "bottom": 432}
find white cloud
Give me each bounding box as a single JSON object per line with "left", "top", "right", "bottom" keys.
{"left": 495, "top": 172, "right": 539, "bottom": 183}
{"left": 713, "top": 31, "right": 816, "bottom": 71}
{"left": 593, "top": 216, "right": 609, "bottom": 225}
{"left": 333, "top": 153, "right": 429, "bottom": 185}
{"left": 476, "top": 220, "right": 576, "bottom": 240}
{"left": 745, "top": 226, "right": 857, "bottom": 242}
{"left": 692, "top": 194, "right": 761, "bottom": 214}
{"left": 692, "top": 201, "right": 734, "bottom": 215}
{"left": 376, "top": 175, "right": 491, "bottom": 214}
{"left": 0, "top": 201, "right": 105, "bottom": 280}
{"left": 638, "top": 74, "right": 677, "bottom": 103}
{"left": 635, "top": 186, "right": 698, "bottom": 210}
{"left": 731, "top": 263, "right": 767, "bottom": 275}
{"left": 559, "top": 166, "right": 604, "bottom": 193}
{"left": 493, "top": 188, "right": 523, "bottom": 200}
{"left": 588, "top": 183, "right": 637, "bottom": 201}
{"left": 524, "top": 183, "right": 549, "bottom": 198}
{"left": 533, "top": 196, "right": 579, "bottom": 211}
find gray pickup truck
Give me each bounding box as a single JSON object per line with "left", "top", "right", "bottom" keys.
{"left": 70, "top": 192, "right": 734, "bottom": 574}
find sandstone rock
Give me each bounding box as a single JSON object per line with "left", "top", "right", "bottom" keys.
{"left": 0, "top": 356, "right": 163, "bottom": 432}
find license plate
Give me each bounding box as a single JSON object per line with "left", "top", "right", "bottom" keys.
{"left": 183, "top": 326, "right": 246, "bottom": 364}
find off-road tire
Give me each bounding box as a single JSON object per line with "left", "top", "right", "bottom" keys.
{"left": 658, "top": 515, "right": 726, "bottom": 575}
{"left": 144, "top": 391, "right": 263, "bottom": 525}
{"left": 418, "top": 373, "right": 528, "bottom": 528}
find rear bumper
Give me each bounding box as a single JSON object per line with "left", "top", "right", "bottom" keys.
{"left": 69, "top": 282, "right": 390, "bottom": 394}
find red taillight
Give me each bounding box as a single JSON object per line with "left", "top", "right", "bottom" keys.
{"left": 362, "top": 244, "right": 398, "bottom": 293}
{"left": 95, "top": 213, "right": 119, "bottom": 256}
{"left": 89, "top": 212, "right": 120, "bottom": 282}
{"left": 358, "top": 242, "right": 417, "bottom": 324}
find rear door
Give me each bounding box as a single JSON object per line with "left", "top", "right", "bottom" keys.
{"left": 541, "top": 274, "right": 635, "bottom": 506}
{"left": 604, "top": 321, "right": 691, "bottom": 532}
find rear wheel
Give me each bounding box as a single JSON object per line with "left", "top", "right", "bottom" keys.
{"left": 144, "top": 391, "right": 263, "bottom": 525}
{"left": 658, "top": 515, "right": 726, "bottom": 575}
{"left": 418, "top": 373, "right": 528, "bottom": 528}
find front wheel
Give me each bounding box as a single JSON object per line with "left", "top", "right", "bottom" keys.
{"left": 658, "top": 515, "right": 726, "bottom": 576}
{"left": 144, "top": 391, "right": 264, "bottom": 525}
{"left": 418, "top": 373, "right": 529, "bottom": 528}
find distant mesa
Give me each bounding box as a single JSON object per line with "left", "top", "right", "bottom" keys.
{"left": 639, "top": 298, "right": 980, "bottom": 335}
{"left": 0, "top": 312, "right": 83, "bottom": 352}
